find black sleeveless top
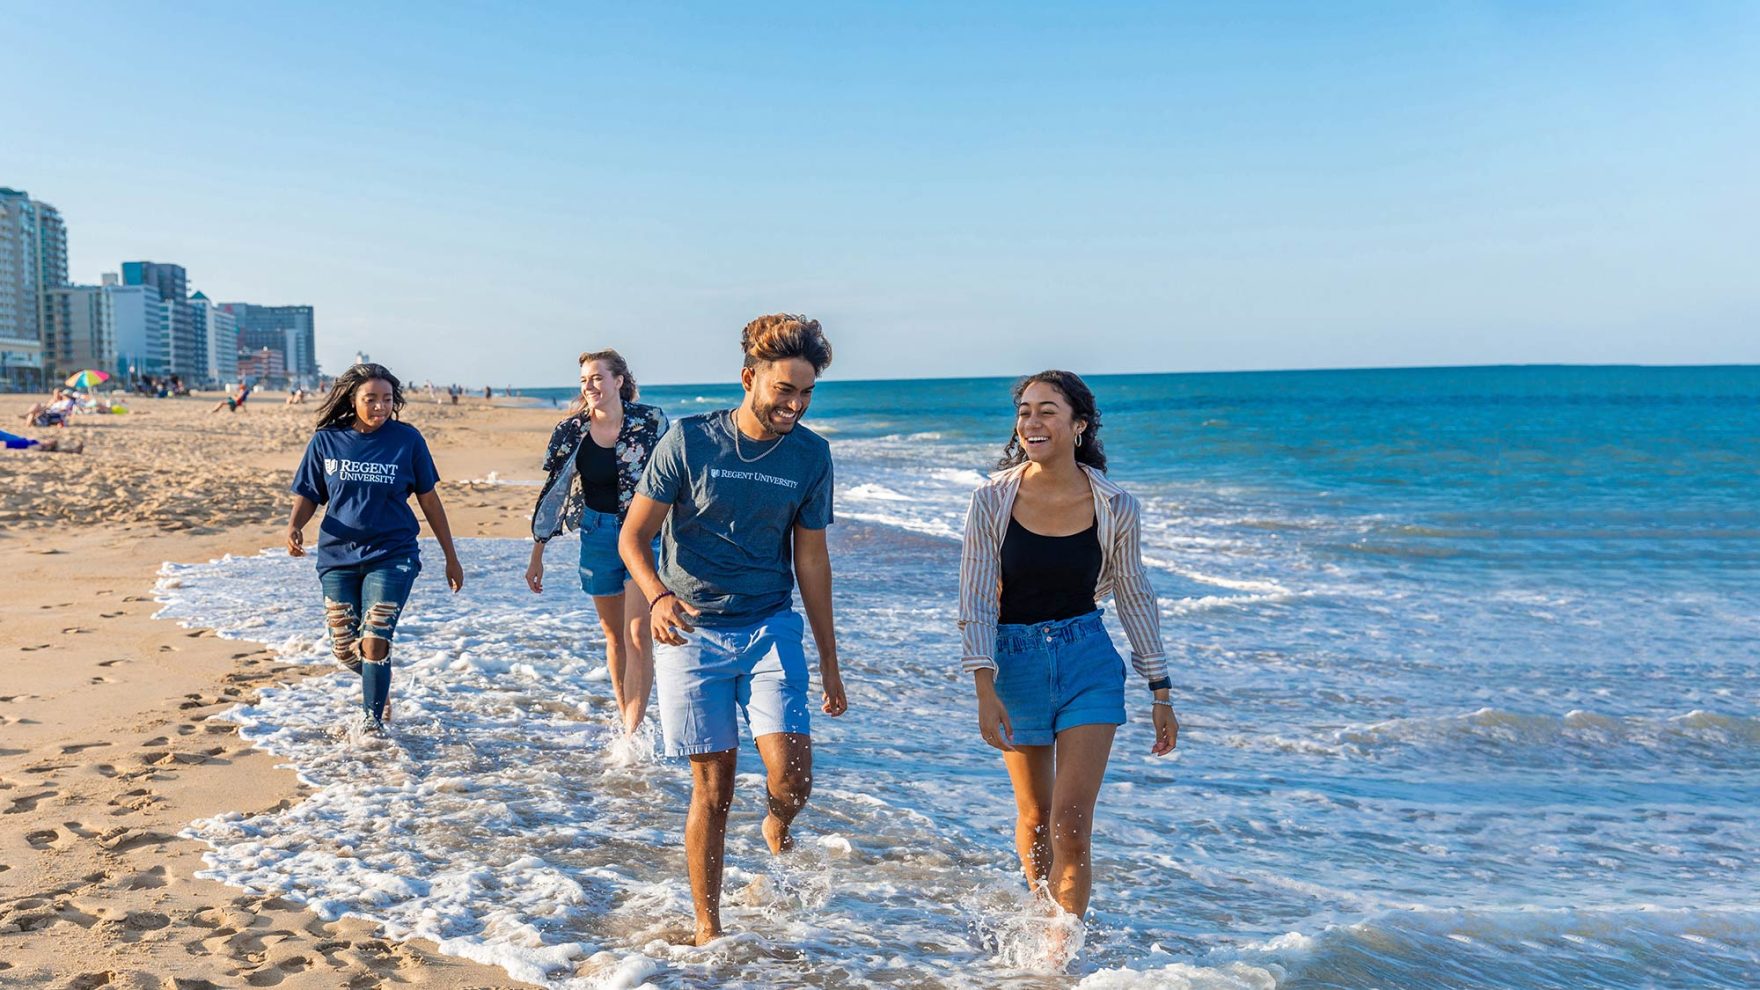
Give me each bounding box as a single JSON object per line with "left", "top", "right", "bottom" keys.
{"left": 576, "top": 435, "right": 621, "bottom": 515}
{"left": 998, "top": 516, "right": 1102, "bottom": 625}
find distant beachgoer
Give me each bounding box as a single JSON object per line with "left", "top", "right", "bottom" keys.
{"left": 211, "top": 382, "right": 251, "bottom": 414}
{"left": 958, "top": 370, "right": 1177, "bottom": 957}
{"left": 483, "top": 385, "right": 493, "bottom": 401}
{"left": 527, "top": 349, "right": 670, "bottom": 735}
{"left": 620, "top": 314, "right": 848, "bottom": 945}
{"left": 286, "top": 363, "right": 465, "bottom": 737}
{"left": 285, "top": 387, "right": 308, "bottom": 405}
{"left": 1, "top": 429, "right": 82, "bottom": 453}
{"left": 22, "top": 389, "right": 75, "bottom": 428}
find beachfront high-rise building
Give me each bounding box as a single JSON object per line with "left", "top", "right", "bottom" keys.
{"left": 43, "top": 284, "right": 114, "bottom": 380}
{"left": 123, "top": 260, "right": 205, "bottom": 383}
{"left": 222, "top": 302, "right": 316, "bottom": 386}
{"left": 108, "top": 282, "right": 168, "bottom": 379}
{"left": 189, "top": 291, "right": 238, "bottom": 384}
{"left": 237, "top": 345, "right": 286, "bottom": 381}
{"left": 0, "top": 187, "right": 69, "bottom": 390}
{"left": 121, "top": 261, "right": 186, "bottom": 302}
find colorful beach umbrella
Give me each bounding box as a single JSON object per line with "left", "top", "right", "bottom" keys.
{"left": 65, "top": 369, "right": 110, "bottom": 389}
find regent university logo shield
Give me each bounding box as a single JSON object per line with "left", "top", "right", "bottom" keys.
{"left": 324, "top": 458, "right": 340, "bottom": 475}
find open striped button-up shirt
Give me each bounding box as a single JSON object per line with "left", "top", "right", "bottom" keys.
{"left": 958, "top": 462, "right": 1169, "bottom": 686}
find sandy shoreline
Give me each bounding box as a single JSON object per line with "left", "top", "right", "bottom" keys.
{"left": 1, "top": 394, "right": 559, "bottom": 987}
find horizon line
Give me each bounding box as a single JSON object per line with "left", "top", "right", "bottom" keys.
{"left": 505, "top": 360, "right": 1760, "bottom": 392}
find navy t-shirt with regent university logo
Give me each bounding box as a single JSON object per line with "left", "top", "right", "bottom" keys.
{"left": 290, "top": 420, "right": 441, "bottom": 573}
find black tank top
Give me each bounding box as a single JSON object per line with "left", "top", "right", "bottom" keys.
{"left": 998, "top": 515, "right": 1102, "bottom": 625}
{"left": 576, "top": 435, "right": 620, "bottom": 515}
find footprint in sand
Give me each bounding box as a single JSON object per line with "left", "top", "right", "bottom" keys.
{"left": 97, "top": 658, "right": 129, "bottom": 668}
{"left": 97, "top": 826, "right": 172, "bottom": 852}
{"left": 19, "top": 644, "right": 52, "bottom": 652}
{"left": 89, "top": 676, "right": 116, "bottom": 685}
{"left": 62, "top": 627, "right": 92, "bottom": 635}
{"left": 5, "top": 790, "right": 56, "bottom": 814}
{"left": 117, "top": 865, "right": 167, "bottom": 890}
{"left": 25, "top": 828, "right": 61, "bottom": 850}
{"left": 62, "top": 741, "right": 111, "bottom": 755}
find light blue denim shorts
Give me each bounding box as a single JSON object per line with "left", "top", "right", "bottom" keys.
{"left": 654, "top": 609, "right": 812, "bottom": 757}
{"left": 993, "top": 609, "right": 1127, "bottom": 746}
{"left": 576, "top": 510, "right": 657, "bottom": 598}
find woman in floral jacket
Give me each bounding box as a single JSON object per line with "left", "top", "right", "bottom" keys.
{"left": 528, "top": 349, "right": 670, "bottom": 735}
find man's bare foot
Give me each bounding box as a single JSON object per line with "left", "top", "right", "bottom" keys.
{"left": 761, "top": 813, "right": 794, "bottom": 854}
{"left": 693, "top": 925, "right": 723, "bottom": 947}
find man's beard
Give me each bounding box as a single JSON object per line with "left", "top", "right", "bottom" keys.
{"left": 749, "top": 396, "right": 800, "bottom": 436}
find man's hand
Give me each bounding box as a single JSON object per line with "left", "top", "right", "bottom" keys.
{"left": 821, "top": 666, "right": 848, "bottom": 716}
{"left": 651, "top": 594, "right": 700, "bottom": 646}
{"left": 445, "top": 557, "right": 465, "bottom": 594}
{"left": 286, "top": 528, "right": 305, "bottom": 557}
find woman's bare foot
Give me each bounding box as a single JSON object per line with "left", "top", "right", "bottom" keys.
{"left": 761, "top": 813, "right": 794, "bottom": 854}
{"left": 693, "top": 925, "right": 723, "bottom": 947}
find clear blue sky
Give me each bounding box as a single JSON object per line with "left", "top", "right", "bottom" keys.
{"left": 3, "top": 2, "right": 1756, "bottom": 385}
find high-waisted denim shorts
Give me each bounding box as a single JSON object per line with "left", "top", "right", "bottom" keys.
{"left": 993, "top": 609, "right": 1126, "bottom": 746}
{"left": 576, "top": 510, "right": 658, "bottom": 598}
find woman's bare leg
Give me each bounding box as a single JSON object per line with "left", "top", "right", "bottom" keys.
{"left": 1001, "top": 744, "right": 1055, "bottom": 893}
{"left": 591, "top": 593, "right": 628, "bottom": 714}
{"left": 620, "top": 578, "right": 654, "bottom": 733}
{"left": 1046, "top": 723, "right": 1116, "bottom": 918}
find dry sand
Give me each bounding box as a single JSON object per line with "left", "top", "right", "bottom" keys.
{"left": 1, "top": 392, "right": 564, "bottom": 988}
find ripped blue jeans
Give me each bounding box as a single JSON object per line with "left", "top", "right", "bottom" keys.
{"left": 319, "top": 554, "right": 421, "bottom": 721}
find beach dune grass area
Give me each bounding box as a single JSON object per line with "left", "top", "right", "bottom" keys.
{"left": 0, "top": 392, "right": 549, "bottom": 988}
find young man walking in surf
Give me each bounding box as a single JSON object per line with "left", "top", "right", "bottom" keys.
{"left": 619, "top": 313, "right": 849, "bottom": 945}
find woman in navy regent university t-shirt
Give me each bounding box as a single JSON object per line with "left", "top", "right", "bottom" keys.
{"left": 287, "top": 363, "right": 465, "bottom": 736}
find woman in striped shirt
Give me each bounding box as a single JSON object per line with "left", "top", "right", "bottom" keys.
{"left": 958, "top": 370, "right": 1179, "bottom": 932}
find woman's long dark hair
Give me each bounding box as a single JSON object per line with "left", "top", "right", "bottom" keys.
{"left": 315, "top": 363, "right": 405, "bottom": 430}
{"left": 995, "top": 369, "right": 1108, "bottom": 473}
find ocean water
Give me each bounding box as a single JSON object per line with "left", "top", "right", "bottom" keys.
{"left": 155, "top": 366, "right": 1760, "bottom": 988}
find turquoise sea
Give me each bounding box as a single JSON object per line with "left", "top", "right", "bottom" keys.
{"left": 162, "top": 365, "right": 1760, "bottom": 988}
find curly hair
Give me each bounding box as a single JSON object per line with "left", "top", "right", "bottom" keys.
{"left": 315, "top": 363, "right": 405, "bottom": 431}
{"left": 995, "top": 369, "right": 1107, "bottom": 473}
{"left": 741, "top": 314, "right": 832, "bottom": 373}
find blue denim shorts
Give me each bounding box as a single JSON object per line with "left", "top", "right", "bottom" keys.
{"left": 994, "top": 609, "right": 1127, "bottom": 746}
{"left": 576, "top": 510, "right": 657, "bottom": 598}
{"left": 653, "top": 609, "right": 812, "bottom": 757}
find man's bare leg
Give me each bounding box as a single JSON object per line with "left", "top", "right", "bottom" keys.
{"left": 686, "top": 748, "right": 738, "bottom": 944}
{"left": 753, "top": 732, "right": 812, "bottom": 854}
